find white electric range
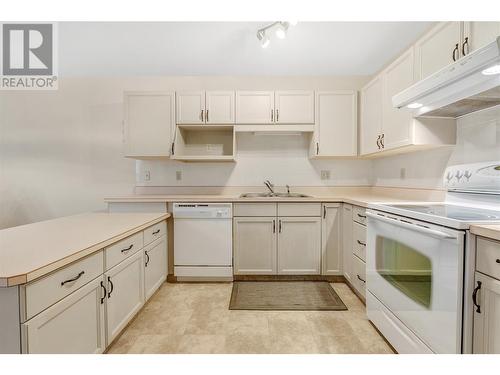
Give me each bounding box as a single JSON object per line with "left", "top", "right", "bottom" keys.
{"left": 365, "top": 161, "right": 500, "bottom": 354}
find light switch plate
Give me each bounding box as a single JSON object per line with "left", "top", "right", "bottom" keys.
{"left": 321, "top": 170, "right": 331, "bottom": 180}
{"left": 144, "top": 170, "right": 151, "bottom": 181}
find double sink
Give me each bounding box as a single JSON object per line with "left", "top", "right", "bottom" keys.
{"left": 240, "top": 192, "right": 311, "bottom": 198}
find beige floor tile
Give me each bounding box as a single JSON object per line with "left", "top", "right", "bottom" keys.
{"left": 125, "top": 334, "right": 181, "bottom": 354}
{"left": 269, "top": 333, "right": 319, "bottom": 354}
{"left": 224, "top": 333, "right": 271, "bottom": 354}
{"left": 176, "top": 334, "right": 226, "bottom": 354}
{"left": 313, "top": 334, "right": 368, "bottom": 354}
{"left": 268, "top": 313, "right": 313, "bottom": 336}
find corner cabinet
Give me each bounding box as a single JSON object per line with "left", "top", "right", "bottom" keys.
{"left": 360, "top": 46, "right": 456, "bottom": 157}
{"left": 123, "top": 91, "right": 175, "bottom": 158}
{"left": 311, "top": 91, "right": 357, "bottom": 158}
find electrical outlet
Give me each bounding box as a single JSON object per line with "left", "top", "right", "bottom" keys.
{"left": 400, "top": 168, "right": 406, "bottom": 179}
{"left": 320, "top": 170, "right": 331, "bottom": 180}
{"left": 176, "top": 171, "right": 182, "bottom": 181}
{"left": 144, "top": 170, "right": 151, "bottom": 181}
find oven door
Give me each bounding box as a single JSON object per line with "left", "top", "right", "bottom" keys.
{"left": 366, "top": 210, "right": 465, "bottom": 353}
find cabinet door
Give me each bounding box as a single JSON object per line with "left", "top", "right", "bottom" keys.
{"left": 275, "top": 90, "right": 314, "bottom": 124}
{"left": 233, "top": 217, "right": 277, "bottom": 275}
{"left": 144, "top": 236, "right": 167, "bottom": 300}
{"left": 22, "top": 277, "right": 106, "bottom": 354}
{"left": 176, "top": 91, "right": 205, "bottom": 124}
{"left": 382, "top": 48, "right": 415, "bottom": 151}
{"left": 473, "top": 272, "right": 500, "bottom": 354}
{"left": 414, "top": 22, "right": 462, "bottom": 80}
{"left": 124, "top": 92, "right": 175, "bottom": 157}
{"left": 321, "top": 204, "right": 342, "bottom": 275}
{"left": 465, "top": 22, "right": 500, "bottom": 54}
{"left": 105, "top": 250, "right": 145, "bottom": 344}
{"left": 342, "top": 204, "right": 353, "bottom": 282}
{"left": 351, "top": 254, "right": 366, "bottom": 299}
{"left": 205, "top": 91, "right": 235, "bottom": 124}
{"left": 360, "top": 76, "right": 383, "bottom": 155}
{"left": 277, "top": 217, "right": 321, "bottom": 275}
{"left": 235, "top": 91, "right": 274, "bottom": 124}
{"left": 315, "top": 91, "right": 357, "bottom": 157}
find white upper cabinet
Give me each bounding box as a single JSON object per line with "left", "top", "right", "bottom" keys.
{"left": 382, "top": 48, "right": 415, "bottom": 151}
{"left": 176, "top": 91, "right": 205, "bottom": 124}
{"left": 360, "top": 76, "right": 383, "bottom": 155}
{"left": 313, "top": 91, "right": 357, "bottom": 157}
{"left": 236, "top": 91, "right": 275, "bottom": 124}
{"left": 414, "top": 22, "right": 463, "bottom": 80}
{"left": 124, "top": 91, "right": 175, "bottom": 158}
{"left": 205, "top": 91, "right": 235, "bottom": 124}
{"left": 464, "top": 22, "right": 500, "bottom": 54}
{"left": 275, "top": 91, "right": 314, "bottom": 124}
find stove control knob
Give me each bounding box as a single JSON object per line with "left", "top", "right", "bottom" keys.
{"left": 456, "top": 171, "right": 464, "bottom": 181}
{"left": 464, "top": 170, "right": 472, "bottom": 181}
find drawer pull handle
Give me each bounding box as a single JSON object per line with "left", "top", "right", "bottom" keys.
{"left": 100, "top": 281, "right": 107, "bottom": 304}
{"left": 357, "top": 274, "right": 366, "bottom": 283}
{"left": 107, "top": 276, "right": 114, "bottom": 298}
{"left": 61, "top": 271, "right": 85, "bottom": 286}
{"left": 152, "top": 229, "right": 160, "bottom": 235}
{"left": 472, "top": 281, "right": 482, "bottom": 313}
{"left": 357, "top": 240, "right": 366, "bottom": 246}
{"left": 145, "top": 251, "right": 150, "bottom": 267}
{"left": 121, "top": 244, "right": 133, "bottom": 253}
{"left": 357, "top": 214, "right": 366, "bottom": 219}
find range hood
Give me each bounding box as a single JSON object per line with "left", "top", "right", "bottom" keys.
{"left": 393, "top": 36, "right": 500, "bottom": 118}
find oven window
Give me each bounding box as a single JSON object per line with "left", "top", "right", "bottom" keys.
{"left": 375, "top": 236, "right": 432, "bottom": 308}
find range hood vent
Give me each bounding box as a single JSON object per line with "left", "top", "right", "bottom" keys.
{"left": 393, "top": 36, "right": 500, "bottom": 118}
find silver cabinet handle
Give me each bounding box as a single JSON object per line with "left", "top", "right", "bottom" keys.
{"left": 61, "top": 271, "right": 84, "bottom": 286}
{"left": 200, "top": 109, "right": 204, "bottom": 121}
{"left": 365, "top": 211, "right": 458, "bottom": 240}
{"left": 279, "top": 220, "right": 282, "bottom": 233}
{"left": 206, "top": 109, "right": 209, "bottom": 122}
{"left": 272, "top": 219, "right": 276, "bottom": 233}
{"left": 271, "top": 109, "right": 274, "bottom": 122}
{"left": 323, "top": 206, "right": 326, "bottom": 219}
{"left": 316, "top": 142, "right": 319, "bottom": 155}
{"left": 276, "top": 109, "right": 279, "bottom": 122}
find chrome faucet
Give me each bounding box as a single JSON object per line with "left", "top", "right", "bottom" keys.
{"left": 264, "top": 180, "right": 275, "bottom": 195}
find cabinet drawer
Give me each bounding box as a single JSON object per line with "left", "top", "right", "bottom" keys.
{"left": 233, "top": 203, "right": 277, "bottom": 217}
{"left": 477, "top": 237, "right": 500, "bottom": 280}
{"left": 352, "top": 206, "right": 367, "bottom": 225}
{"left": 105, "top": 232, "right": 143, "bottom": 271}
{"left": 24, "top": 251, "right": 104, "bottom": 321}
{"left": 353, "top": 222, "right": 367, "bottom": 262}
{"left": 352, "top": 254, "right": 366, "bottom": 298}
{"left": 144, "top": 221, "right": 166, "bottom": 246}
{"left": 278, "top": 203, "right": 321, "bottom": 217}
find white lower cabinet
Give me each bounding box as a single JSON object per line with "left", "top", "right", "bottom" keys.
{"left": 22, "top": 277, "right": 106, "bottom": 354}
{"left": 342, "top": 204, "right": 353, "bottom": 282}
{"left": 473, "top": 272, "right": 500, "bottom": 354}
{"left": 321, "top": 204, "right": 342, "bottom": 275}
{"left": 144, "top": 236, "right": 168, "bottom": 300}
{"left": 278, "top": 217, "right": 321, "bottom": 275}
{"left": 233, "top": 217, "right": 277, "bottom": 275}
{"left": 351, "top": 254, "right": 366, "bottom": 299}
{"left": 105, "top": 250, "right": 145, "bottom": 344}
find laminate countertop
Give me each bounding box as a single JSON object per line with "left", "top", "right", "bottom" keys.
{"left": 470, "top": 224, "right": 500, "bottom": 242}
{"left": 0, "top": 212, "right": 170, "bottom": 287}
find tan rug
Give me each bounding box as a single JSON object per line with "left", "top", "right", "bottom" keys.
{"left": 229, "top": 281, "right": 347, "bottom": 311}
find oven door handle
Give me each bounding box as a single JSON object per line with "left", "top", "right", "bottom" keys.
{"left": 366, "top": 211, "right": 458, "bottom": 240}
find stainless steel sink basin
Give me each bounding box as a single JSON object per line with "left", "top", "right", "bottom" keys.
{"left": 239, "top": 192, "right": 310, "bottom": 198}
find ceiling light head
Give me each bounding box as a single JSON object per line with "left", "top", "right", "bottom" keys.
{"left": 407, "top": 102, "right": 423, "bottom": 109}
{"left": 275, "top": 22, "right": 289, "bottom": 39}
{"left": 257, "top": 30, "right": 270, "bottom": 48}
{"left": 482, "top": 64, "right": 500, "bottom": 75}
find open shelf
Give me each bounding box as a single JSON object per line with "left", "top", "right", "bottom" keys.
{"left": 171, "top": 125, "right": 236, "bottom": 162}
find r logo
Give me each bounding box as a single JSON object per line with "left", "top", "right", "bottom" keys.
{"left": 2, "top": 24, "right": 53, "bottom": 75}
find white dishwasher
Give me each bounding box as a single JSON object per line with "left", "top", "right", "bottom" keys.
{"left": 173, "top": 203, "right": 233, "bottom": 281}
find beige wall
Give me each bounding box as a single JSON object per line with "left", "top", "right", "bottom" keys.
{"left": 0, "top": 76, "right": 370, "bottom": 228}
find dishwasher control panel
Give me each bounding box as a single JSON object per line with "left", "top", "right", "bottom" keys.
{"left": 173, "top": 203, "right": 233, "bottom": 219}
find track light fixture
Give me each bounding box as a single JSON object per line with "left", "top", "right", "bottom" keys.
{"left": 256, "top": 21, "right": 296, "bottom": 48}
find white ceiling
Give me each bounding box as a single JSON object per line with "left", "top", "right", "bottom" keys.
{"left": 59, "top": 22, "right": 433, "bottom": 76}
